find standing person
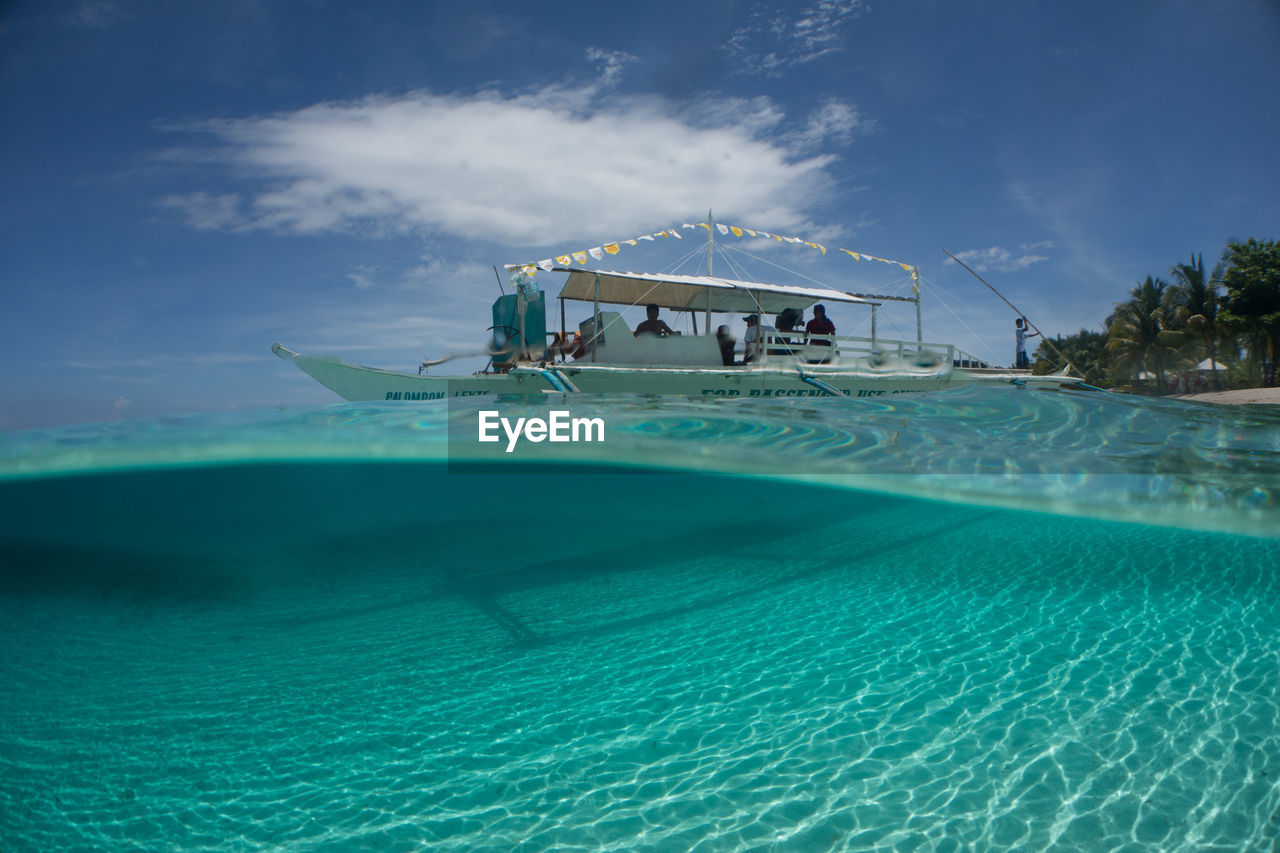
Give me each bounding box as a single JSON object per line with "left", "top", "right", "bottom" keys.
{"left": 1015, "top": 317, "right": 1039, "bottom": 369}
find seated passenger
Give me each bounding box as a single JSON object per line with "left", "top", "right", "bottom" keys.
{"left": 804, "top": 303, "right": 836, "bottom": 363}
{"left": 634, "top": 303, "right": 676, "bottom": 337}
{"left": 743, "top": 313, "right": 775, "bottom": 363}
{"left": 716, "top": 325, "right": 736, "bottom": 366}
{"left": 547, "top": 332, "right": 571, "bottom": 360}
{"left": 768, "top": 307, "right": 802, "bottom": 355}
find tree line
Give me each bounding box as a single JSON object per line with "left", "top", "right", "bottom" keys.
{"left": 1031, "top": 238, "right": 1280, "bottom": 391}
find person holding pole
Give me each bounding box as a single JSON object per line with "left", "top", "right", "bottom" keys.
{"left": 1015, "top": 317, "right": 1039, "bottom": 369}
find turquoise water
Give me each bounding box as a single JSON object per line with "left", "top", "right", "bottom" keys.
{"left": 2, "top": 386, "right": 1279, "bottom": 850}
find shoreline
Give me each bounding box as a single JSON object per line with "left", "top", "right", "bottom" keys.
{"left": 1174, "top": 386, "right": 1280, "bottom": 405}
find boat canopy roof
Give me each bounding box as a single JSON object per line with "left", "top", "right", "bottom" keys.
{"left": 555, "top": 269, "right": 873, "bottom": 314}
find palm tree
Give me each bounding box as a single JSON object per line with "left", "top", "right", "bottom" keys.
{"left": 1106, "top": 276, "right": 1187, "bottom": 392}
{"left": 1032, "top": 329, "right": 1108, "bottom": 385}
{"left": 1169, "top": 252, "right": 1222, "bottom": 384}
{"left": 1218, "top": 238, "right": 1280, "bottom": 387}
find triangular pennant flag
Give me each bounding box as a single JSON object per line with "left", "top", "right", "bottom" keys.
{"left": 899, "top": 262, "right": 913, "bottom": 272}
{"left": 538, "top": 259, "right": 554, "bottom": 270}
{"left": 589, "top": 247, "right": 604, "bottom": 260}
{"left": 604, "top": 243, "right": 620, "bottom": 254}
{"left": 745, "top": 229, "right": 758, "bottom": 237}
{"left": 572, "top": 251, "right": 589, "bottom": 264}
{"left": 555, "top": 255, "right": 572, "bottom": 266}
{"left": 716, "top": 223, "right": 729, "bottom": 235}
{"left": 521, "top": 265, "right": 537, "bottom": 276}
{"left": 624, "top": 239, "right": 638, "bottom": 246}
{"left": 639, "top": 234, "right": 655, "bottom": 241}
{"left": 670, "top": 228, "right": 682, "bottom": 239}
{"left": 698, "top": 223, "right": 710, "bottom": 231}
{"left": 730, "top": 226, "right": 743, "bottom": 237}
{"left": 840, "top": 249, "right": 861, "bottom": 261}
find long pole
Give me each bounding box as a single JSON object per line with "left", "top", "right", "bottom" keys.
{"left": 942, "top": 249, "right": 1080, "bottom": 377}
{"left": 912, "top": 266, "right": 922, "bottom": 345}
{"left": 705, "top": 209, "right": 714, "bottom": 276}
{"left": 704, "top": 210, "right": 716, "bottom": 338}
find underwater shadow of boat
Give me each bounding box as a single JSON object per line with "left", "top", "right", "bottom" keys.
{"left": 259, "top": 499, "right": 1004, "bottom": 649}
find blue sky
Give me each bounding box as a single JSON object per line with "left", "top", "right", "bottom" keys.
{"left": 3, "top": 0, "right": 1278, "bottom": 428}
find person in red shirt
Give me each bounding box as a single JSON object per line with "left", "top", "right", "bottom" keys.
{"left": 805, "top": 303, "right": 835, "bottom": 343}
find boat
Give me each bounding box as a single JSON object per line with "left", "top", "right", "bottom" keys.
{"left": 273, "top": 218, "right": 1078, "bottom": 401}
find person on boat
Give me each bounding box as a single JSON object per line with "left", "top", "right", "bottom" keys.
{"left": 743, "top": 313, "right": 774, "bottom": 363}
{"left": 769, "top": 308, "right": 802, "bottom": 355}
{"left": 805, "top": 304, "right": 836, "bottom": 344}
{"left": 634, "top": 303, "right": 676, "bottom": 337}
{"left": 804, "top": 304, "right": 837, "bottom": 363}
{"left": 716, "top": 325, "right": 736, "bottom": 366}
{"left": 1015, "top": 317, "right": 1039, "bottom": 368}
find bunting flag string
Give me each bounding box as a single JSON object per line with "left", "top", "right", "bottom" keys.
{"left": 506, "top": 220, "right": 915, "bottom": 276}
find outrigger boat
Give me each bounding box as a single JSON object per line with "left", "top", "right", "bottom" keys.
{"left": 273, "top": 218, "right": 1077, "bottom": 401}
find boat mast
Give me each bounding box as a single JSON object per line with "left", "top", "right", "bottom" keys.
{"left": 705, "top": 209, "right": 714, "bottom": 276}
{"left": 704, "top": 209, "right": 714, "bottom": 333}
{"left": 912, "top": 266, "right": 923, "bottom": 346}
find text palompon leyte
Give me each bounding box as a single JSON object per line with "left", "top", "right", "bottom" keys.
{"left": 478, "top": 410, "right": 605, "bottom": 453}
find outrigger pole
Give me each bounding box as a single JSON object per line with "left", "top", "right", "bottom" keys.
{"left": 942, "top": 249, "right": 1080, "bottom": 377}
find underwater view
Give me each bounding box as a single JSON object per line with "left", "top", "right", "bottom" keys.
{"left": 3, "top": 385, "right": 1280, "bottom": 851}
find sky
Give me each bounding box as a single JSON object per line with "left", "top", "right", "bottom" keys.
{"left": 3, "top": 0, "right": 1279, "bottom": 429}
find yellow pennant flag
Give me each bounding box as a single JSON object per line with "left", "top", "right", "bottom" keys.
{"left": 572, "top": 251, "right": 589, "bottom": 264}
{"left": 730, "top": 226, "right": 743, "bottom": 237}
{"left": 604, "top": 243, "right": 620, "bottom": 254}
{"left": 556, "top": 255, "right": 572, "bottom": 265}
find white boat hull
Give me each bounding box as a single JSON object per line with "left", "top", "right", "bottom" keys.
{"left": 272, "top": 344, "right": 1075, "bottom": 402}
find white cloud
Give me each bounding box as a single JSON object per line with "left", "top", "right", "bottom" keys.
{"left": 724, "top": 0, "right": 868, "bottom": 76}
{"left": 785, "top": 98, "right": 878, "bottom": 151}
{"left": 947, "top": 243, "right": 1054, "bottom": 273}
{"left": 159, "top": 191, "right": 245, "bottom": 231}
{"left": 584, "top": 47, "right": 638, "bottom": 87}
{"left": 165, "top": 86, "right": 850, "bottom": 245}
{"left": 345, "top": 267, "right": 379, "bottom": 291}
